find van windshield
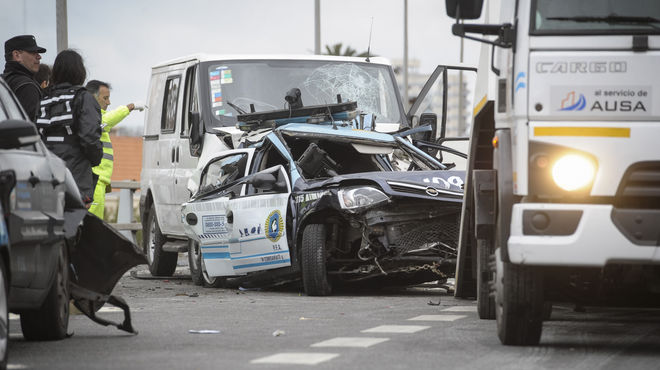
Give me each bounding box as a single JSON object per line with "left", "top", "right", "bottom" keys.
{"left": 531, "top": 0, "right": 660, "bottom": 35}
{"left": 200, "top": 59, "right": 403, "bottom": 128}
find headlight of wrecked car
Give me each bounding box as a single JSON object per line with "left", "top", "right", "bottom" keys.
{"left": 337, "top": 186, "right": 389, "bottom": 211}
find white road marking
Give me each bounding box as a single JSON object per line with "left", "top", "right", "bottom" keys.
{"left": 408, "top": 314, "right": 467, "bottom": 322}
{"left": 9, "top": 313, "right": 19, "bottom": 320}
{"left": 361, "top": 325, "right": 430, "bottom": 334}
{"left": 441, "top": 306, "right": 477, "bottom": 312}
{"left": 8, "top": 365, "right": 28, "bottom": 369}
{"left": 311, "top": 337, "right": 390, "bottom": 348}
{"left": 251, "top": 352, "right": 339, "bottom": 365}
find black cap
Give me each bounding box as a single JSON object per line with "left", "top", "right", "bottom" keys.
{"left": 4, "top": 35, "right": 47, "bottom": 55}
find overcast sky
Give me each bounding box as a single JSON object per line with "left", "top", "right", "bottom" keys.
{"left": 1, "top": 0, "right": 482, "bottom": 132}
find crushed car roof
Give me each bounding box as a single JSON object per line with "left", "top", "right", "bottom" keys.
{"left": 274, "top": 123, "right": 397, "bottom": 144}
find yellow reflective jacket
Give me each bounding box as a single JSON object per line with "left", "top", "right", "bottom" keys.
{"left": 92, "top": 106, "right": 130, "bottom": 184}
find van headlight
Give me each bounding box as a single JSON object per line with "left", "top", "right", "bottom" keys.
{"left": 338, "top": 186, "right": 389, "bottom": 211}
{"left": 551, "top": 154, "right": 596, "bottom": 191}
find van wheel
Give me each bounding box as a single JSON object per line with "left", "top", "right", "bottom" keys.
{"left": 188, "top": 239, "right": 203, "bottom": 286}
{"left": 20, "top": 242, "right": 69, "bottom": 341}
{"left": 477, "top": 239, "right": 495, "bottom": 319}
{"left": 0, "top": 254, "right": 8, "bottom": 367}
{"left": 301, "top": 224, "right": 332, "bottom": 296}
{"left": 144, "top": 204, "right": 177, "bottom": 277}
{"left": 494, "top": 248, "right": 544, "bottom": 345}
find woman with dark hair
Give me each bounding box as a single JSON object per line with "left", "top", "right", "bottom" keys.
{"left": 37, "top": 49, "right": 103, "bottom": 206}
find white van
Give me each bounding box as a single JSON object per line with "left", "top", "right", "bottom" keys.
{"left": 139, "top": 54, "right": 413, "bottom": 282}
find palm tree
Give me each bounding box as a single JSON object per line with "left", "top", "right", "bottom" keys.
{"left": 323, "top": 42, "right": 371, "bottom": 57}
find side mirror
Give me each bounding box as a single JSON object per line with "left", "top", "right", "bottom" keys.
{"left": 0, "top": 119, "right": 40, "bottom": 150}
{"left": 446, "top": 0, "right": 484, "bottom": 20}
{"left": 248, "top": 171, "right": 288, "bottom": 193}
{"left": 248, "top": 173, "right": 278, "bottom": 191}
{"left": 189, "top": 112, "right": 203, "bottom": 154}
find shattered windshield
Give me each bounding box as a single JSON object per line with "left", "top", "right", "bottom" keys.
{"left": 202, "top": 60, "right": 403, "bottom": 127}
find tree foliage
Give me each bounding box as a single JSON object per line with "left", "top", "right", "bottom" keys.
{"left": 323, "top": 42, "right": 371, "bottom": 58}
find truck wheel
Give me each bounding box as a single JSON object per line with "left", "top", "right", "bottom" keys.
{"left": 477, "top": 239, "right": 495, "bottom": 320}
{"left": 20, "top": 242, "right": 69, "bottom": 341}
{"left": 144, "top": 204, "right": 177, "bottom": 277}
{"left": 188, "top": 239, "right": 203, "bottom": 286}
{"left": 0, "top": 255, "right": 8, "bottom": 367}
{"left": 301, "top": 224, "right": 332, "bottom": 296}
{"left": 494, "top": 248, "right": 544, "bottom": 345}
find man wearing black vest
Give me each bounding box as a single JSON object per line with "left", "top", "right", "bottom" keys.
{"left": 2, "top": 35, "right": 46, "bottom": 122}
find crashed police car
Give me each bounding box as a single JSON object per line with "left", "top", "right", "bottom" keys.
{"left": 0, "top": 76, "right": 144, "bottom": 345}
{"left": 181, "top": 93, "right": 467, "bottom": 295}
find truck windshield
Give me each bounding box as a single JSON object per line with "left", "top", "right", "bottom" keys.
{"left": 531, "top": 0, "right": 660, "bottom": 35}
{"left": 201, "top": 60, "right": 403, "bottom": 128}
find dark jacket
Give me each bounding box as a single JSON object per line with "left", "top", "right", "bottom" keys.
{"left": 42, "top": 83, "right": 103, "bottom": 202}
{"left": 2, "top": 61, "right": 41, "bottom": 122}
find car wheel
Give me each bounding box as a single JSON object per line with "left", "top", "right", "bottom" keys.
{"left": 301, "top": 224, "right": 332, "bottom": 296}
{"left": 20, "top": 242, "right": 69, "bottom": 341}
{"left": 0, "top": 255, "right": 8, "bottom": 368}
{"left": 477, "top": 239, "right": 495, "bottom": 320}
{"left": 494, "top": 248, "right": 544, "bottom": 345}
{"left": 201, "top": 257, "right": 227, "bottom": 288}
{"left": 188, "top": 239, "right": 203, "bottom": 286}
{"left": 144, "top": 204, "right": 177, "bottom": 277}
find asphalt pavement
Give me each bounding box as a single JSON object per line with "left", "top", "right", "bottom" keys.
{"left": 6, "top": 262, "right": 660, "bottom": 370}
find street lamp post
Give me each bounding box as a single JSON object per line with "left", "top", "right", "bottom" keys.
{"left": 56, "top": 0, "right": 68, "bottom": 52}
{"left": 314, "top": 0, "right": 321, "bottom": 55}
{"left": 403, "top": 0, "right": 409, "bottom": 111}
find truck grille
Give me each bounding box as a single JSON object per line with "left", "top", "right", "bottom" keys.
{"left": 617, "top": 162, "right": 660, "bottom": 199}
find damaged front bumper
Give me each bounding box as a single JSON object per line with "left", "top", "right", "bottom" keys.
{"left": 66, "top": 210, "right": 146, "bottom": 334}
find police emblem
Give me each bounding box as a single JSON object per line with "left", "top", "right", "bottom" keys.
{"left": 265, "top": 210, "right": 284, "bottom": 242}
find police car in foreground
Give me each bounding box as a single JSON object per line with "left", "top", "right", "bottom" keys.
{"left": 0, "top": 76, "right": 144, "bottom": 355}
{"left": 181, "top": 99, "right": 466, "bottom": 295}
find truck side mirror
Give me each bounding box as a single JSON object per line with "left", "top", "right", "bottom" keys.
{"left": 0, "top": 119, "right": 40, "bottom": 150}
{"left": 446, "top": 0, "right": 484, "bottom": 20}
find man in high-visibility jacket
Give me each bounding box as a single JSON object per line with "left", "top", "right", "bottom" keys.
{"left": 86, "top": 80, "right": 144, "bottom": 219}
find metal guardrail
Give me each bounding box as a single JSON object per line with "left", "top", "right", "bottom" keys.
{"left": 109, "top": 180, "right": 141, "bottom": 244}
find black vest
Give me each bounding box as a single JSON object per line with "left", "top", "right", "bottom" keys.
{"left": 36, "top": 86, "right": 85, "bottom": 142}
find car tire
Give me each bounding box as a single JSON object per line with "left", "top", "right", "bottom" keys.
{"left": 144, "top": 204, "right": 177, "bottom": 277}
{"left": 477, "top": 239, "right": 495, "bottom": 320}
{"left": 188, "top": 239, "right": 203, "bottom": 286}
{"left": 494, "top": 248, "right": 544, "bottom": 346}
{"left": 20, "top": 242, "right": 69, "bottom": 341}
{"left": 0, "top": 255, "right": 8, "bottom": 368}
{"left": 301, "top": 224, "right": 332, "bottom": 296}
{"left": 188, "top": 239, "right": 226, "bottom": 288}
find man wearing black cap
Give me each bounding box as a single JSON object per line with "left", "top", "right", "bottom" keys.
{"left": 2, "top": 35, "right": 47, "bottom": 122}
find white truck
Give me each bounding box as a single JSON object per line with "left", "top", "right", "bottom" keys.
{"left": 447, "top": 0, "right": 660, "bottom": 345}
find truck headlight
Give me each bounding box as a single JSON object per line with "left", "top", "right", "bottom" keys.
{"left": 338, "top": 186, "right": 389, "bottom": 210}
{"left": 551, "top": 154, "right": 596, "bottom": 191}
{"left": 528, "top": 141, "right": 598, "bottom": 199}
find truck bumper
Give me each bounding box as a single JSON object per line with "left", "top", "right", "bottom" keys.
{"left": 508, "top": 203, "right": 660, "bottom": 266}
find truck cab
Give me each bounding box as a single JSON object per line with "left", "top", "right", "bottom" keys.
{"left": 448, "top": 0, "right": 660, "bottom": 345}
